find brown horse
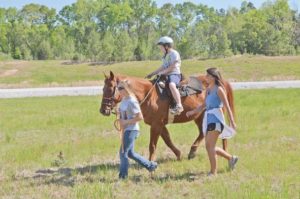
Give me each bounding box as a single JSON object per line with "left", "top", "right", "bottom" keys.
{"left": 100, "top": 71, "right": 235, "bottom": 161}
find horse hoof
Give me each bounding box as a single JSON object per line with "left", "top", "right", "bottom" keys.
{"left": 188, "top": 151, "right": 196, "bottom": 160}
{"left": 176, "top": 152, "right": 182, "bottom": 161}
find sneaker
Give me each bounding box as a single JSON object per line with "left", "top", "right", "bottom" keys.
{"left": 148, "top": 161, "right": 158, "bottom": 172}
{"left": 118, "top": 174, "right": 128, "bottom": 180}
{"left": 170, "top": 104, "right": 184, "bottom": 115}
{"left": 207, "top": 171, "right": 216, "bottom": 177}
{"left": 228, "top": 155, "right": 239, "bottom": 170}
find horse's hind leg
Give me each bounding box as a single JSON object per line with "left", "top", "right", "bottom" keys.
{"left": 160, "top": 126, "right": 181, "bottom": 160}
{"left": 222, "top": 139, "right": 228, "bottom": 151}
{"left": 149, "top": 126, "right": 160, "bottom": 161}
{"left": 188, "top": 115, "right": 205, "bottom": 159}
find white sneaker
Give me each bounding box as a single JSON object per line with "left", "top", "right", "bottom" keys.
{"left": 170, "top": 105, "right": 184, "bottom": 115}
{"left": 229, "top": 155, "right": 239, "bottom": 170}
{"left": 207, "top": 171, "right": 216, "bottom": 177}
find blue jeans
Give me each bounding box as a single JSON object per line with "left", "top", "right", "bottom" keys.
{"left": 119, "top": 130, "right": 156, "bottom": 179}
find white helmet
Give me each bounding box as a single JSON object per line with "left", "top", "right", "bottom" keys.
{"left": 157, "top": 36, "right": 174, "bottom": 45}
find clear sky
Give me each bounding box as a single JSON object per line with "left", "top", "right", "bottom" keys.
{"left": 0, "top": 0, "right": 299, "bottom": 11}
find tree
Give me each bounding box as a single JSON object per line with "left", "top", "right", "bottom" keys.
{"left": 240, "top": 1, "right": 256, "bottom": 14}
{"left": 20, "top": 4, "right": 56, "bottom": 28}
{"left": 37, "top": 40, "right": 52, "bottom": 60}
{"left": 114, "top": 31, "right": 135, "bottom": 61}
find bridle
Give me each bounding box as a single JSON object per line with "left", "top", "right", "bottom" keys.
{"left": 101, "top": 85, "right": 118, "bottom": 114}
{"left": 101, "top": 75, "right": 161, "bottom": 115}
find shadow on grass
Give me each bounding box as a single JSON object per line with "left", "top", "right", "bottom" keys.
{"left": 21, "top": 161, "right": 120, "bottom": 187}
{"left": 20, "top": 157, "right": 229, "bottom": 186}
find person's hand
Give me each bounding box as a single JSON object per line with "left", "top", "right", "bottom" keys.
{"left": 230, "top": 120, "right": 237, "bottom": 130}
{"left": 119, "top": 119, "right": 128, "bottom": 129}
{"left": 157, "top": 71, "right": 163, "bottom": 76}
{"left": 145, "top": 73, "right": 153, "bottom": 79}
{"left": 186, "top": 110, "right": 194, "bottom": 118}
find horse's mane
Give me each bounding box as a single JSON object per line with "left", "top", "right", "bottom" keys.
{"left": 115, "top": 75, "right": 156, "bottom": 104}
{"left": 115, "top": 75, "right": 151, "bottom": 85}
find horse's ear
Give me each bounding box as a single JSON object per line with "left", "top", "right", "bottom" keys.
{"left": 109, "top": 71, "right": 114, "bottom": 80}
{"left": 103, "top": 71, "right": 108, "bottom": 79}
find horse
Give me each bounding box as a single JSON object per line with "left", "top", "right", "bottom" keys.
{"left": 99, "top": 71, "right": 235, "bottom": 161}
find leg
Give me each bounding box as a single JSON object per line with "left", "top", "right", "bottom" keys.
{"left": 160, "top": 126, "right": 181, "bottom": 160}
{"left": 149, "top": 126, "right": 160, "bottom": 161}
{"left": 222, "top": 139, "right": 228, "bottom": 151}
{"left": 119, "top": 146, "right": 129, "bottom": 179}
{"left": 205, "top": 130, "right": 219, "bottom": 174}
{"left": 169, "top": 82, "right": 182, "bottom": 106}
{"left": 127, "top": 131, "right": 157, "bottom": 171}
{"left": 119, "top": 131, "right": 133, "bottom": 179}
{"left": 188, "top": 115, "right": 205, "bottom": 159}
{"left": 215, "top": 147, "right": 232, "bottom": 160}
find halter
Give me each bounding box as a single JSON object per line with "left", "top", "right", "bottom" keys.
{"left": 101, "top": 86, "right": 117, "bottom": 114}
{"left": 102, "top": 75, "right": 161, "bottom": 115}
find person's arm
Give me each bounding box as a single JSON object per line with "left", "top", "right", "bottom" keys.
{"left": 146, "top": 66, "right": 164, "bottom": 78}
{"left": 158, "top": 61, "right": 178, "bottom": 75}
{"left": 186, "top": 103, "right": 206, "bottom": 117}
{"left": 121, "top": 112, "right": 143, "bottom": 126}
{"left": 119, "top": 99, "right": 143, "bottom": 127}
{"left": 217, "top": 87, "right": 236, "bottom": 129}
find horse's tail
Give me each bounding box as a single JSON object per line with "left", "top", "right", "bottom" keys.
{"left": 224, "top": 80, "right": 235, "bottom": 119}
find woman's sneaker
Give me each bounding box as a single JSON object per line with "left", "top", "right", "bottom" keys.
{"left": 207, "top": 171, "right": 217, "bottom": 177}
{"left": 149, "top": 161, "right": 158, "bottom": 172}
{"left": 229, "top": 155, "right": 239, "bottom": 170}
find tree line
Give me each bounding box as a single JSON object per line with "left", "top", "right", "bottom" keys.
{"left": 0, "top": 0, "right": 299, "bottom": 61}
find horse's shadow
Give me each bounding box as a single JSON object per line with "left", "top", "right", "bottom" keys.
{"left": 23, "top": 161, "right": 120, "bottom": 186}
{"left": 22, "top": 157, "right": 229, "bottom": 187}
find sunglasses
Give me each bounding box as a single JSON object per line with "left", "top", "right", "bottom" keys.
{"left": 117, "top": 87, "right": 125, "bottom": 91}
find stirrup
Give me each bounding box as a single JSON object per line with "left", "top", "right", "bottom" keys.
{"left": 158, "top": 81, "right": 165, "bottom": 88}
{"left": 170, "top": 105, "right": 183, "bottom": 115}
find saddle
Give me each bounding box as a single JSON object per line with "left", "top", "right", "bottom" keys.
{"left": 152, "top": 75, "right": 203, "bottom": 108}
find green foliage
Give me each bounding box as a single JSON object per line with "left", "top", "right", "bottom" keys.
{"left": 37, "top": 40, "right": 52, "bottom": 60}
{"left": 0, "top": 0, "right": 299, "bottom": 60}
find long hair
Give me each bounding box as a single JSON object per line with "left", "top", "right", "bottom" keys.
{"left": 117, "top": 80, "right": 137, "bottom": 100}
{"left": 206, "top": 67, "right": 235, "bottom": 118}
{"left": 206, "top": 67, "right": 225, "bottom": 89}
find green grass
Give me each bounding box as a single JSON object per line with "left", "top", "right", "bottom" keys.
{"left": 1, "top": 55, "right": 300, "bottom": 88}
{"left": 0, "top": 89, "right": 299, "bottom": 198}
{"left": 0, "top": 53, "right": 12, "bottom": 61}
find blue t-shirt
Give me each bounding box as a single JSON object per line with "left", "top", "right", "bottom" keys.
{"left": 161, "top": 49, "right": 181, "bottom": 75}
{"left": 205, "top": 86, "right": 223, "bottom": 124}
{"left": 119, "top": 96, "right": 141, "bottom": 131}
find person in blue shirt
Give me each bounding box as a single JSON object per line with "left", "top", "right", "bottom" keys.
{"left": 117, "top": 80, "right": 158, "bottom": 179}
{"left": 186, "top": 68, "right": 238, "bottom": 176}
{"left": 146, "top": 36, "right": 183, "bottom": 115}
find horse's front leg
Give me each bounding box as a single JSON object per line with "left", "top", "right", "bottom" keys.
{"left": 149, "top": 125, "right": 161, "bottom": 161}
{"left": 160, "top": 126, "right": 182, "bottom": 160}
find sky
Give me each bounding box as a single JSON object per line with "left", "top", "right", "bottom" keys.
{"left": 0, "top": 0, "right": 299, "bottom": 11}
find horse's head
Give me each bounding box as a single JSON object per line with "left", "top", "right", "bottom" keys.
{"left": 99, "top": 71, "right": 121, "bottom": 116}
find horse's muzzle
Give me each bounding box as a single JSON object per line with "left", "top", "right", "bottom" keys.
{"left": 99, "top": 108, "right": 111, "bottom": 116}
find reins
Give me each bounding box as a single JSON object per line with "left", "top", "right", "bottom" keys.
{"left": 139, "top": 75, "right": 161, "bottom": 106}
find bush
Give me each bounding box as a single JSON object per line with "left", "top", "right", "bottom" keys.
{"left": 0, "top": 52, "right": 12, "bottom": 61}
{"left": 37, "top": 40, "right": 53, "bottom": 60}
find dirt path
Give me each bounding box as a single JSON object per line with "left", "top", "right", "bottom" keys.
{"left": 0, "top": 80, "right": 299, "bottom": 99}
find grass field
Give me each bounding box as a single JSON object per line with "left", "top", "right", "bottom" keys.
{"left": 0, "top": 89, "right": 299, "bottom": 198}
{"left": 1, "top": 55, "right": 300, "bottom": 88}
